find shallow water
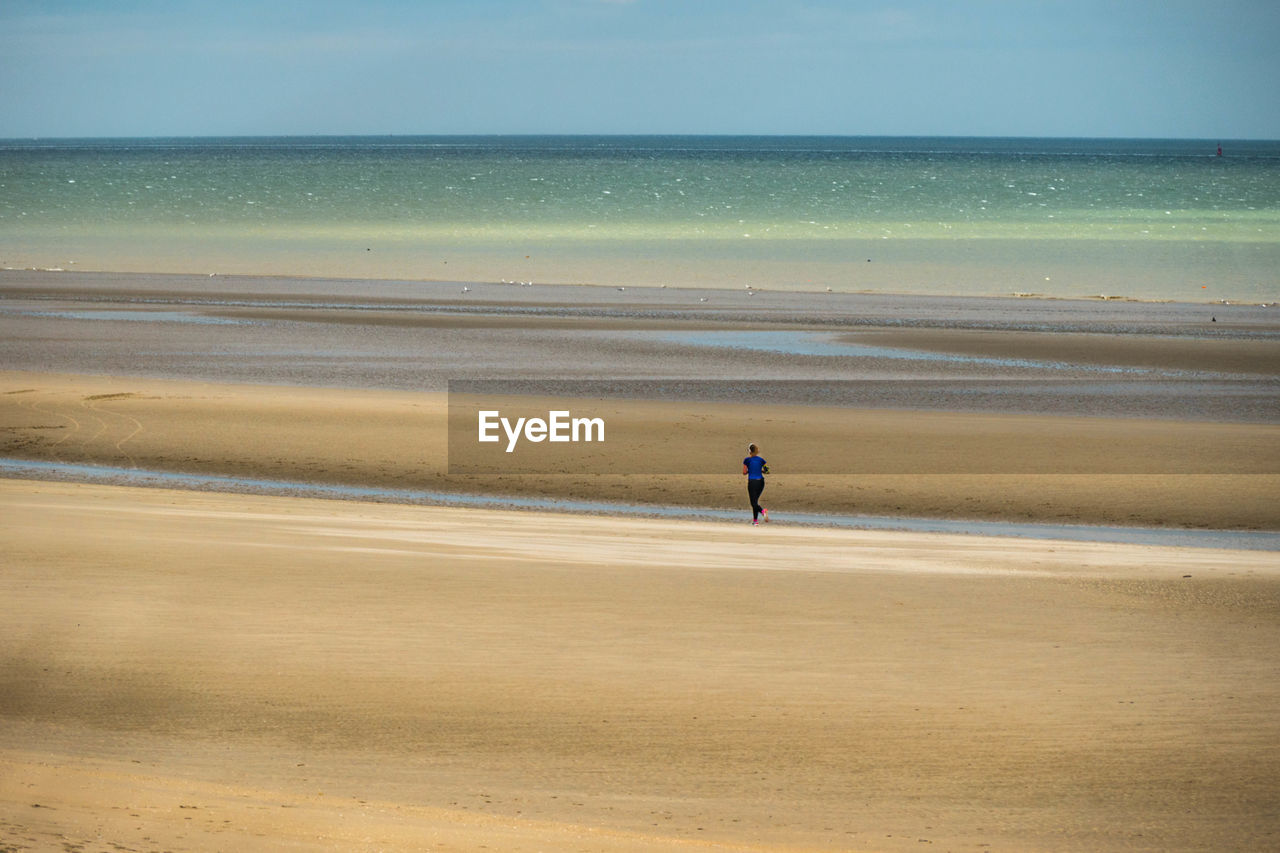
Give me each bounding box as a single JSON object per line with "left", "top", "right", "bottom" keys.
{"left": 640, "top": 329, "right": 1142, "bottom": 373}
{"left": 4, "top": 459, "right": 1275, "bottom": 551}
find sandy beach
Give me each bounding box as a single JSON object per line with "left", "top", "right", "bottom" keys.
{"left": 2, "top": 269, "right": 1279, "bottom": 850}
{"left": 3, "top": 479, "right": 1279, "bottom": 852}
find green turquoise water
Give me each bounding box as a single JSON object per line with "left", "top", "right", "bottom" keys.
{"left": 3, "top": 136, "right": 1278, "bottom": 300}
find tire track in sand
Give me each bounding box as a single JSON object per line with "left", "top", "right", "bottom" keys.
{"left": 78, "top": 397, "right": 110, "bottom": 451}
{"left": 84, "top": 393, "right": 144, "bottom": 469}
{"left": 25, "top": 392, "right": 82, "bottom": 463}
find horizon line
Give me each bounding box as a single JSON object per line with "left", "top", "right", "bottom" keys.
{"left": 2, "top": 132, "right": 1276, "bottom": 144}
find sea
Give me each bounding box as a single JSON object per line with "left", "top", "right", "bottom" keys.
{"left": 2, "top": 136, "right": 1278, "bottom": 302}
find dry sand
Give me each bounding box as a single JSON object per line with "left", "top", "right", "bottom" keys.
{"left": 3, "top": 479, "right": 1279, "bottom": 852}
{"left": 3, "top": 371, "right": 1277, "bottom": 529}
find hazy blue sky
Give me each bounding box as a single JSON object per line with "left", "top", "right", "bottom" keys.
{"left": 2, "top": 0, "right": 1277, "bottom": 138}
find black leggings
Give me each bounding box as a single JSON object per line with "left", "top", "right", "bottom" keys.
{"left": 747, "top": 478, "right": 765, "bottom": 521}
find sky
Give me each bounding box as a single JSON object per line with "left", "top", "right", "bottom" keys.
{"left": 1, "top": 0, "right": 1278, "bottom": 139}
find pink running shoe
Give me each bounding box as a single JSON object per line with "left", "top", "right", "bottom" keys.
{"left": 762, "top": 507, "right": 769, "bottom": 523}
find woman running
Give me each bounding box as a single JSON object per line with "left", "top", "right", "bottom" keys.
{"left": 742, "top": 443, "right": 768, "bottom": 525}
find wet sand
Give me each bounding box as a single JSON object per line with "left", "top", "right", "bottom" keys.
{"left": 2, "top": 371, "right": 1277, "bottom": 529}
{"left": 2, "top": 270, "right": 1278, "bottom": 419}
{"left": 3, "top": 479, "right": 1279, "bottom": 852}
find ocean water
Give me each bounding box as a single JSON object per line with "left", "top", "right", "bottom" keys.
{"left": 2, "top": 136, "right": 1278, "bottom": 300}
